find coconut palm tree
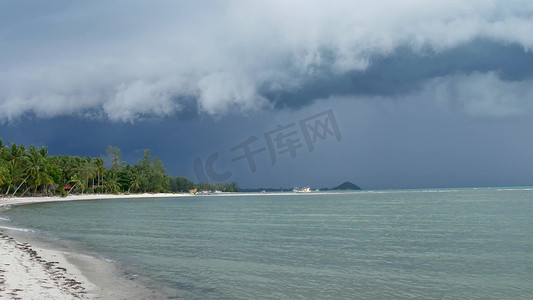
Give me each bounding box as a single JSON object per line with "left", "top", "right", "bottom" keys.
{"left": 67, "top": 173, "right": 83, "bottom": 195}
{"left": 129, "top": 172, "right": 141, "bottom": 193}
{"left": 0, "top": 138, "right": 8, "bottom": 189}
{"left": 38, "top": 146, "right": 54, "bottom": 195}
{"left": 93, "top": 157, "right": 106, "bottom": 193}
{"left": 0, "top": 158, "right": 8, "bottom": 194}
{"left": 104, "top": 170, "right": 121, "bottom": 194}
{"left": 21, "top": 146, "right": 42, "bottom": 196}
{"left": 82, "top": 157, "right": 97, "bottom": 193}
{"left": 21, "top": 146, "right": 53, "bottom": 196}
{"left": 4, "top": 143, "right": 29, "bottom": 196}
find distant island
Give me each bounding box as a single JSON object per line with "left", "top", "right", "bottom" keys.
{"left": 241, "top": 181, "right": 362, "bottom": 193}
{"left": 330, "top": 181, "right": 362, "bottom": 191}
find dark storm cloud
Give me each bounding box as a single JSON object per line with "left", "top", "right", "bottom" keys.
{"left": 1, "top": 1, "right": 533, "bottom": 122}
{"left": 2, "top": 1, "right": 533, "bottom": 189}
{"left": 265, "top": 40, "right": 533, "bottom": 109}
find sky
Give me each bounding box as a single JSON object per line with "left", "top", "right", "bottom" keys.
{"left": 1, "top": 0, "right": 533, "bottom": 189}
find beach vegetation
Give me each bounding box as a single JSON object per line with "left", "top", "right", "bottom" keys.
{"left": 0, "top": 137, "right": 239, "bottom": 197}
{"left": 195, "top": 182, "right": 239, "bottom": 193}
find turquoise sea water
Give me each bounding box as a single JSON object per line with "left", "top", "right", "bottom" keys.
{"left": 1, "top": 188, "right": 532, "bottom": 299}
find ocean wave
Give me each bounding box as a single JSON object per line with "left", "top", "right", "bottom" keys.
{"left": 361, "top": 189, "right": 461, "bottom": 194}
{"left": 0, "top": 225, "right": 35, "bottom": 233}
{"left": 0, "top": 204, "right": 12, "bottom": 210}
{"left": 0, "top": 215, "right": 11, "bottom": 222}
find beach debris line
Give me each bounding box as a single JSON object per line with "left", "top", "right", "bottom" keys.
{"left": 0, "top": 231, "right": 88, "bottom": 299}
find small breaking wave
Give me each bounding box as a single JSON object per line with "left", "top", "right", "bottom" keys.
{"left": 101, "top": 257, "right": 117, "bottom": 263}
{"left": 497, "top": 188, "right": 533, "bottom": 191}
{"left": 0, "top": 225, "right": 35, "bottom": 233}
{"left": 0, "top": 215, "right": 11, "bottom": 222}
{"left": 0, "top": 204, "right": 12, "bottom": 210}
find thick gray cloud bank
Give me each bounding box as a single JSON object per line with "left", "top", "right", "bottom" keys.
{"left": 1, "top": 0, "right": 533, "bottom": 122}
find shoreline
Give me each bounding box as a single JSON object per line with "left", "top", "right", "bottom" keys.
{"left": 0, "top": 192, "right": 192, "bottom": 209}
{"left": 0, "top": 190, "right": 358, "bottom": 299}
{"left": 0, "top": 193, "right": 188, "bottom": 299}
{"left": 0, "top": 190, "right": 362, "bottom": 209}
{"left": 0, "top": 231, "right": 92, "bottom": 299}
{"left": 1, "top": 228, "right": 167, "bottom": 300}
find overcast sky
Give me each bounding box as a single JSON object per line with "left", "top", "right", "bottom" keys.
{"left": 1, "top": 0, "right": 533, "bottom": 189}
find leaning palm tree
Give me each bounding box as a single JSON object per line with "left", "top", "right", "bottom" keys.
{"left": 0, "top": 139, "right": 7, "bottom": 194}
{"left": 67, "top": 173, "right": 83, "bottom": 195}
{"left": 7, "top": 143, "right": 30, "bottom": 196}
{"left": 37, "top": 171, "right": 54, "bottom": 196}
{"left": 20, "top": 146, "right": 43, "bottom": 196}
{"left": 24, "top": 147, "right": 53, "bottom": 196}
{"left": 0, "top": 158, "right": 8, "bottom": 193}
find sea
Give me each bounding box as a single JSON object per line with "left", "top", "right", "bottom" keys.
{"left": 1, "top": 187, "right": 532, "bottom": 299}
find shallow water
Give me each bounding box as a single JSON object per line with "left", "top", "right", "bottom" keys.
{"left": 2, "top": 188, "right": 532, "bottom": 299}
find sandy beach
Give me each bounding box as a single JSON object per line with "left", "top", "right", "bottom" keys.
{"left": 0, "top": 193, "right": 191, "bottom": 210}
{"left": 0, "top": 193, "right": 190, "bottom": 300}
{"left": 0, "top": 231, "right": 95, "bottom": 299}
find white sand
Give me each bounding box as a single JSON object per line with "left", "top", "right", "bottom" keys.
{"left": 0, "top": 232, "right": 92, "bottom": 299}
{"left": 0, "top": 193, "right": 190, "bottom": 209}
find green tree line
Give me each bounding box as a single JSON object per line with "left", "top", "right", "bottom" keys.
{"left": 0, "top": 137, "right": 238, "bottom": 197}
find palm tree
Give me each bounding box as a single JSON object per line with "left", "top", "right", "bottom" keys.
{"left": 38, "top": 146, "right": 54, "bottom": 195}
{"left": 21, "top": 146, "right": 53, "bottom": 196}
{"left": 0, "top": 158, "right": 8, "bottom": 194}
{"left": 21, "top": 146, "right": 42, "bottom": 196}
{"left": 104, "top": 170, "right": 121, "bottom": 194}
{"left": 129, "top": 172, "right": 141, "bottom": 193}
{"left": 0, "top": 137, "right": 184, "bottom": 197}
{"left": 0, "top": 142, "right": 6, "bottom": 194}
{"left": 0, "top": 163, "right": 6, "bottom": 185}
{"left": 0, "top": 139, "right": 8, "bottom": 188}
{"left": 77, "top": 157, "right": 91, "bottom": 194}
{"left": 68, "top": 157, "right": 88, "bottom": 194}
{"left": 82, "top": 157, "right": 97, "bottom": 193}
{"left": 93, "top": 157, "right": 106, "bottom": 193}
{"left": 5, "top": 143, "right": 29, "bottom": 196}
{"left": 67, "top": 173, "right": 83, "bottom": 195}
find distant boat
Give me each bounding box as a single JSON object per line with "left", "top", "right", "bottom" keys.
{"left": 293, "top": 186, "right": 311, "bottom": 193}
